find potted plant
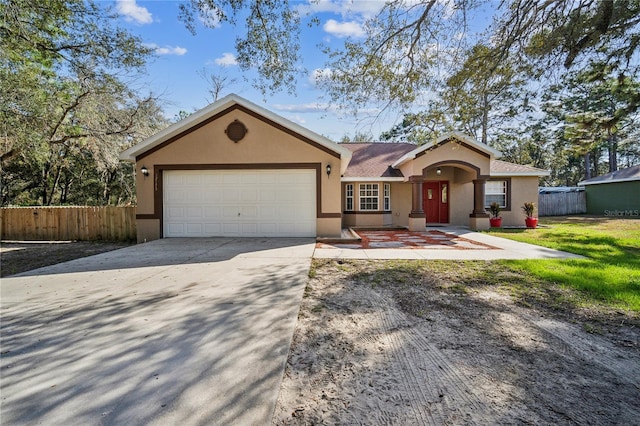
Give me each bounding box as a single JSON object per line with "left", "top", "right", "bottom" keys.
{"left": 489, "top": 202, "right": 502, "bottom": 228}
{"left": 522, "top": 202, "right": 538, "bottom": 228}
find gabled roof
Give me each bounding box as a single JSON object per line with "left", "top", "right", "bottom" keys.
{"left": 341, "top": 143, "right": 417, "bottom": 180}
{"left": 119, "top": 93, "right": 352, "bottom": 173}
{"left": 578, "top": 164, "right": 640, "bottom": 186}
{"left": 391, "top": 132, "right": 502, "bottom": 168}
{"left": 491, "top": 159, "right": 550, "bottom": 177}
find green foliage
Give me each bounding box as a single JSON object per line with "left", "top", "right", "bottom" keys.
{"left": 541, "top": 62, "right": 640, "bottom": 181}
{"left": 489, "top": 202, "right": 501, "bottom": 218}
{"left": 0, "top": 0, "right": 167, "bottom": 206}
{"left": 488, "top": 217, "right": 640, "bottom": 311}
{"left": 339, "top": 131, "right": 374, "bottom": 143}
{"left": 179, "top": 0, "right": 302, "bottom": 95}
{"left": 521, "top": 202, "right": 535, "bottom": 217}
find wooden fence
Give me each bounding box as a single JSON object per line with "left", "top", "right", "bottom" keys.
{"left": 539, "top": 191, "right": 587, "bottom": 216}
{"left": 0, "top": 206, "right": 136, "bottom": 241}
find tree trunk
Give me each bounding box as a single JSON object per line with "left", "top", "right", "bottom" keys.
{"left": 607, "top": 131, "right": 618, "bottom": 172}
{"left": 41, "top": 163, "right": 50, "bottom": 205}
{"left": 584, "top": 152, "right": 592, "bottom": 180}
{"left": 48, "top": 164, "right": 63, "bottom": 205}
{"left": 481, "top": 92, "right": 489, "bottom": 145}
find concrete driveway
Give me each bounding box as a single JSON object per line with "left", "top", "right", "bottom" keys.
{"left": 1, "top": 238, "right": 315, "bottom": 425}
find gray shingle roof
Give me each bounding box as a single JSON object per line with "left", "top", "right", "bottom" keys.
{"left": 490, "top": 159, "right": 549, "bottom": 175}
{"left": 342, "top": 143, "right": 549, "bottom": 178}
{"left": 342, "top": 143, "right": 416, "bottom": 178}
{"left": 578, "top": 164, "right": 640, "bottom": 185}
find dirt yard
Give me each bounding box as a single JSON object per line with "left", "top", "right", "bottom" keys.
{"left": 273, "top": 259, "right": 640, "bottom": 425}
{"left": 0, "top": 241, "right": 133, "bottom": 277}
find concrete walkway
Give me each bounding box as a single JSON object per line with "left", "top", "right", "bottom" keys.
{"left": 0, "top": 238, "right": 315, "bottom": 425}
{"left": 313, "top": 227, "right": 583, "bottom": 260}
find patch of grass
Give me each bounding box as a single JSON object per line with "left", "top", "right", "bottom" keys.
{"left": 487, "top": 217, "right": 640, "bottom": 311}
{"left": 311, "top": 304, "right": 325, "bottom": 313}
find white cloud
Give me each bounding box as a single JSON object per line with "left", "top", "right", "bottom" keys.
{"left": 308, "top": 68, "right": 333, "bottom": 85}
{"left": 198, "top": 4, "right": 222, "bottom": 28}
{"left": 146, "top": 43, "right": 187, "bottom": 56}
{"left": 299, "top": 0, "right": 384, "bottom": 20}
{"left": 272, "top": 103, "right": 334, "bottom": 113}
{"left": 291, "top": 115, "right": 307, "bottom": 125}
{"left": 323, "top": 19, "right": 364, "bottom": 38}
{"left": 116, "top": 0, "right": 153, "bottom": 24}
{"left": 214, "top": 52, "right": 238, "bottom": 66}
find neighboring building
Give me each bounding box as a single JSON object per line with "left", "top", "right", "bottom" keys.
{"left": 120, "top": 94, "right": 549, "bottom": 242}
{"left": 578, "top": 165, "right": 640, "bottom": 217}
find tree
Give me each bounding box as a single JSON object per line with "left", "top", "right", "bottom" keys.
{"left": 379, "top": 107, "right": 452, "bottom": 145}
{"left": 179, "top": 0, "right": 301, "bottom": 95}
{"left": 438, "top": 44, "right": 533, "bottom": 145}
{"left": 339, "top": 131, "right": 375, "bottom": 143}
{"left": 541, "top": 63, "right": 640, "bottom": 182}
{"left": 0, "top": 0, "right": 167, "bottom": 206}
{"left": 197, "top": 67, "right": 237, "bottom": 103}
{"left": 179, "top": 1, "right": 640, "bottom": 117}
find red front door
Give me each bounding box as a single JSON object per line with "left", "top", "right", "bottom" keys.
{"left": 423, "top": 181, "right": 449, "bottom": 223}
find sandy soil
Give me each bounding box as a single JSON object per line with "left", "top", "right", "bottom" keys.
{"left": 0, "top": 241, "right": 133, "bottom": 277}
{"left": 273, "top": 259, "right": 640, "bottom": 425}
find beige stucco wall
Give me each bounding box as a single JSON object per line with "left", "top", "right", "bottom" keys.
{"left": 449, "top": 181, "right": 474, "bottom": 225}
{"left": 341, "top": 181, "right": 410, "bottom": 228}
{"left": 136, "top": 219, "right": 160, "bottom": 242}
{"left": 135, "top": 108, "right": 344, "bottom": 240}
{"left": 397, "top": 141, "right": 491, "bottom": 179}
{"left": 499, "top": 176, "right": 540, "bottom": 226}
{"left": 339, "top": 175, "right": 540, "bottom": 229}
{"left": 390, "top": 182, "right": 411, "bottom": 227}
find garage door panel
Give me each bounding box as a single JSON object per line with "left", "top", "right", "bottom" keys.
{"left": 222, "top": 189, "right": 239, "bottom": 202}
{"left": 239, "top": 206, "right": 258, "bottom": 218}
{"left": 186, "top": 207, "right": 203, "bottom": 218}
{"left": 164, "top": 170, "right": 316, "bottom": 237}
{"left": 166, "top": 206, "right": 185, "bottom": 219}
{"left": 223, "top": 206, "right": 238, "bottom": 218}
{"left": 203, "top": 206, "right": 222, "bottom": 218}
{"left": 203, "top": 223, "right": 222, "bottom": 234}
{"left": 240, "top": 189, "right": 258, "bottom": 202}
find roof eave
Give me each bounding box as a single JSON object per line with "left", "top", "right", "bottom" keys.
{"left": 341, "top": 177, "right": 405, "bottom": 182}
{"left": 491, "top": 171, "right": 551, "bottom": 177}
{"left": 390, "top": 132, "right": 502, "bottom": 169}
{"left": 119, "top": 94, "right": 353, "bottom": 166}
{"left": 578, "top": 177, "right": 639, "bottom": 186}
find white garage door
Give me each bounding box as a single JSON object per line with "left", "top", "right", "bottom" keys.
{"left": 163, "top": 169, "right": 316, "bottom": 237}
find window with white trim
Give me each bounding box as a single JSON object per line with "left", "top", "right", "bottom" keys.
{"left": 485, "top": 180, "right": 507, "bottom": 208}
{"left": 383, "top": 183, "right": 391, "bottom": 211}
{"left": 359, "top": 183, "right": 379, "bottom": 210}
{"left": 345, "top": 184, "right": 354, "bottom": 211}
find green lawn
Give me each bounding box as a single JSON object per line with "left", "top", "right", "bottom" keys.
{"left": 486, "top": 217, "right": 640, "bottom": 311}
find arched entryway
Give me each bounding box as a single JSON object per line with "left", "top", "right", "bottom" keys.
{"left": 407, "top": 160, "right": 491, "bottom": 231}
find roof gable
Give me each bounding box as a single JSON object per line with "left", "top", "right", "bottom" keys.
{"left": 391, "top": 132, "right": 502, "bottom": 169}
{"left": 119, "top": 94, "right": 352, "bottom": 172}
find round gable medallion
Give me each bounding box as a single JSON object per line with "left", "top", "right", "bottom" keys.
{"left": 225, "top": 120, "right": 248, "bottom": 142}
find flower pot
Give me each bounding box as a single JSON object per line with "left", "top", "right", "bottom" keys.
{"left": 489, "top": 217, "right": 502, "bottom": 228}
{"left": 525, "top": 217, "right": 538, "bottom": 229}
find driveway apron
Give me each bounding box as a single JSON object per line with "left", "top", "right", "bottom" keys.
{"left": 0, "top": 238, "right": 315, "bottom": 425}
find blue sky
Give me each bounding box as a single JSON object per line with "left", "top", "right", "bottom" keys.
{"left": 110, "top": 0, "right": 413, "bottom": 140}
{"left": 111, "top": 0, "right": 495, "bottom": 140}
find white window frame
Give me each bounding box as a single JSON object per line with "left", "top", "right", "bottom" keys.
{"left": 359, "top": 183, "right": 379, "bottom": 211}
{"left": 383, "top": 183, "right": 391, "bottom": 211}
{"left": 345, "top": 183, "right": 354, "bottom": 211}
{"left": 485, "top": 180, "right": 507, "bottom": 208}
